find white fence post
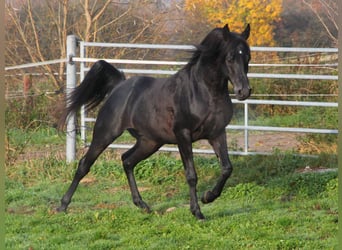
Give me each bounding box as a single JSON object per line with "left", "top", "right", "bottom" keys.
{"left": 66, "top": 35, "right": 78, "bottom": 163}
{"left": 244, "top": 102, "right": 249, "bottom": 154}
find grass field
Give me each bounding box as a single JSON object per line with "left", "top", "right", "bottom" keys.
{"left": 5, "top": 127, "right": 338, "bottom": 249}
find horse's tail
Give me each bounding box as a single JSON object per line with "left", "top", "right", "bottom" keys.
{"left": 58, "top": 60, "right": 125, "bottom": 130}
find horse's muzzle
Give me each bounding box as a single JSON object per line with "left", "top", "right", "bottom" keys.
{"left": 235, "top": 87, "right": 252, "bottom": 101}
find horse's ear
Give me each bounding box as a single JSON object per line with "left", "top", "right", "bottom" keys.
{"left": 241, "top": 24, "right": 250, "bottom": 40}
{"left": 222, "top": 24, "right": 230, "bottom": 40}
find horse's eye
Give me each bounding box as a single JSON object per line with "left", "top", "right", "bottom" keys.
{"left": 238, "top": 50, "right": 243, "bottom": 55}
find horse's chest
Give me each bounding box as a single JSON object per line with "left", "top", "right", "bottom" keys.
{"left": 193, "top": 103, "right": 233, "bottom": 140}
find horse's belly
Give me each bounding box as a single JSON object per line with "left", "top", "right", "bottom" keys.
{"left": 131, "top": 107, "right": 178, "bottom": 144}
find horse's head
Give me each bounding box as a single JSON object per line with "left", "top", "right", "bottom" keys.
{"left": 221, "top": 24, "right": 252, "bottom": 101}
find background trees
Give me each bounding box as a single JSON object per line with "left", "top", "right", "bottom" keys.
{"left": 5, "top": 0, "right": 183, "bottom": 89}
{"left": 5, "top": 0, "right": 337, "bottom": 91}
{"left": 5, "top": 0, "right": 185, "bottom": 126}
{"left": 6, "top": 0, "right": 338, "bottom": 72}
{"left": 184, "top": 0, "right": 282, "bottom": 46}
{"left": 6, "top": 0, "right": 70, "bottom": 89}
{"left": 302, "top": 0, "right": 337, "bottom": 46}
{"left": 275, "top": 0, "right": 337, "bottom": 47}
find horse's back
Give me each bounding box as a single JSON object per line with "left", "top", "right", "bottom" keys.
{"left": 96, "top": 76, "right": 167, "bottom": 131}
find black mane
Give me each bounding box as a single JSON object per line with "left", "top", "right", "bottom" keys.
{"left": 187, "top": 28, "right": 224, "bottom": 68}
{"left": 186, "top": 26, "right": 249, "bottom": 69}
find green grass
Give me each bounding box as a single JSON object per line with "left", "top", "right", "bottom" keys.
{"left": 5, "top": 55, "right": 338, "bottom": 249}
{"left": 250, "top": 106, "right": 338, "bottom": 129}
{"left": 7, "top": 127, "right": 65, "bottom": 147}
{"left": 5, "top": 151, "right": 338, "bottom": 249}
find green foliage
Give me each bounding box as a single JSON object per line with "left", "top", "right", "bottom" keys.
{"left": 267, "top": 171, "right": 337, "bottom": 198}
{"left": 6, "top": 126, "right": 65, "bottom": 165}
{"left": 250, "top": 106, "right": 337, "bottom": 129}
{"left": 5, "top": 94, "right": 62, "bottom": 130}
{"left": 135, "top": 154, "right": 183, "bottom": 185}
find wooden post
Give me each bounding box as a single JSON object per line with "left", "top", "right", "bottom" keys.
{"left": 23, "top": 74, "right": 33, "bottom": 110}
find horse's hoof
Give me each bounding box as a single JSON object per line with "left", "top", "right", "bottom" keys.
{"left": 197, "top": 213, "right": 205, "bottom": 220}
{"left": 194, "top": 211, "right": 205, "bottom": 220}
{"left": 190, "top": 206, "right": 205, "bottom": 220}
{"left": 143, "top": 206, "right": 152, "bottom": 214}
{"left": 201, "top": 190, "right": 216, "bottom": 204}
{"left": 135, "top": 200, "right": 151, "bottom": 213}
{"left": 56, "top": 206, "right": 67, "bottom": 213}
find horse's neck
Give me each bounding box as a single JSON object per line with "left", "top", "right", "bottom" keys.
{"left": 191, "top": 63, "right": 228, "bottom": 97}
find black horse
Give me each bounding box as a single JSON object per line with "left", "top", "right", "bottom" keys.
{"left": 57, "top": 24, "right": 251, "bottom": 219}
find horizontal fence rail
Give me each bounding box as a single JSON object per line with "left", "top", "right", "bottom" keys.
{"left": 74, "top": 57, "right": 338, "bottom": 80}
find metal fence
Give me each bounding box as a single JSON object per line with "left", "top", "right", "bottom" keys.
{"left": 7, "top": 35, "right": 338, "bottom": 162}
{"left": 62, "top": 35, "right": 338, "bottom": 162}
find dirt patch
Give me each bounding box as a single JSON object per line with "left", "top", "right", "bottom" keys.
{"left": 295, "top": 166, "right": 337, "bottom": 174}
{"left": 10, "top": 132, "right": 302, "bottom": 164}
{"left": 80, "top": 176, "right": 97, "bottom": 185}
{"left": 230, "top": 132, "right": 302, "bottom": 153}
{"left": 7, "top": 206, "right": 36, "bottom": 215}
{"left": 194, "top": 132, "right": 302, "bottom": 153}
{"left": 106, "top": 185, "right": 150, "bottom": 193}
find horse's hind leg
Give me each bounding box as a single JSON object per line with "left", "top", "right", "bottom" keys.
{"left": 57, "top": 129, "right": 122, "bottom": 212}
{"left": 121, "top": 137, "right": 161, "bottom": 212}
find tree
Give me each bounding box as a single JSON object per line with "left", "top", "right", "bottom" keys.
{"left": 302, "top": 0, "right": 337, "bottom": 46}
{"left": 5, "top": 0, "right": 182, "bottom": 89}
{"left": 6, "top": 0, "right": 70, "bottom": 89}
{"left": 274, "top": 0, "right": 336, "bottom": 47}
{"left": 184, "top": 0, "right": 282, "bottom": 46}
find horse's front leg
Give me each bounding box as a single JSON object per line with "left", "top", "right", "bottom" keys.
{"left": 202, "top": 132, "right": 233, "bottom": 204}
{"left": 175, "top": 129, "right": 204, "bottom": 220}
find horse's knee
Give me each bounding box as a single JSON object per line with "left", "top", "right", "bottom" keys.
{"left": 122, "top": 158, "right": 137, "bottom": 175}
{"left": 121, "top": 148, "right": 137, "bottom": 171}
{"left": 222, "top": 165, "right": 233, "bottom": 178}
{"left": 185, "top": 172, "right": 198, "bottom": 187}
